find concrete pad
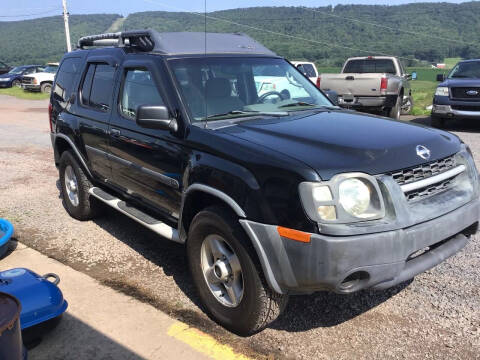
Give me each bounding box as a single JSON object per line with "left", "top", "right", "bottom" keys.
{"left": 0, "top": 243, "right": 210, "bottom": 360}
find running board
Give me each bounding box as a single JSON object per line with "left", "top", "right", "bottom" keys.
{"left": 88, "top": 187, "right": 180, "bottom": 243}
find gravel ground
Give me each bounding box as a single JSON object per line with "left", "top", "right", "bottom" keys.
{"left": 0, "top": 95, "right": 479, "bottom": 359}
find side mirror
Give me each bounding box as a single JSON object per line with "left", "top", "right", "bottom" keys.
{"left": 436, "top": 74, "right": 445, "bottom": 82}
{"left": 405, "top": 73, "right": 412, "bottom": 80}
{"left": 324, "top": 90, "right": 338, "bottom": 105}
{"left": 136, "top": 105, "right": 178, "bottom": 131}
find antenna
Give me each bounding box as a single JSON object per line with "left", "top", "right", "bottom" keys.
{"left": 62, "top": 0, "right": 72, "bottom": 52}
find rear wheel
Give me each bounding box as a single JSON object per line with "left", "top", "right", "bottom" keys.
{"left": 387, "top": 95, "right": 401, "bottom": 120}
{"left": 41, "top": 83, "right": 52, "bottom": 94}
{"left": 187, "top": 206, "right": 288, "bottom": 336}
{"left": 59, "top": 151, "right": 101, "bottom": 221}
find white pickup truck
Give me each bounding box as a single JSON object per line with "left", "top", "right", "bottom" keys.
{"left": 22, "top": 63, "right": 59, "bottom": 93}
{"left": 319, "top": 56, "right": 413, "bottom": 119}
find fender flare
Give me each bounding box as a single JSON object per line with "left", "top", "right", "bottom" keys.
{"left": 53, "top": 133, "right": 93, "bottom": 178}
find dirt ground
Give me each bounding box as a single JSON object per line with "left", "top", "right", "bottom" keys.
{"left": 0, "top": 95, "right": 479, "bottom": 359}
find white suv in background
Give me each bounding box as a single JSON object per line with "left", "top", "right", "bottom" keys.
{"left": 291, "top": 61, "right": 319, "bottom": 85}
{"left": 22, "top": 62, "right": 59, "bottom": 93}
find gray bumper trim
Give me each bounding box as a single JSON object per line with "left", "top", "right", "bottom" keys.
{"left": 241, "top": 198, "right": 479, "bottom": 294}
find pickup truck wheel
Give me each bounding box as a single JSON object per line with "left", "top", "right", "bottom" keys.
{"left": 41, "top": 83, "right": 52, "bottom": 94}
{"left": 401, "top": 96, "right": 413, "bottom": 115}
{"left": 187, "top": 206, "right": 288, "bottom": 336}
{"left": 59, "top": 151, "right": 101, "bottom": 221}
{"left": 388, "top": 96, "right": 401, "bottom": 120}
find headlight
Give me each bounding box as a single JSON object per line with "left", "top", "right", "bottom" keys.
{"left": 338, "top": 178, "right": 371, "bottom": 218}
{"left": 435, "top": 87, "right": 449, "bottom": 96}
{"left": 299, "top": 173, "right": 385, "bottom": 224}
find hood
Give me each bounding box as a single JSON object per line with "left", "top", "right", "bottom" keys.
{"left": 0, "top": 73, "right": 14, "bottom": 79}
{"left": 218, "top": 110, "right": 461, "bottom": 179}
{"left": 439, "top": 78, "right": 480, "bottom": 87}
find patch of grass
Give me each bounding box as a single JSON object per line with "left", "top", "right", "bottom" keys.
{"left": 410, "top": 80, "right": 437, "bottom": 116}
{"left": 0, "top": 86, "right": 49, "bottom": 100}
{"left": 443, "top": 57, "right": 462, "bottom": 69}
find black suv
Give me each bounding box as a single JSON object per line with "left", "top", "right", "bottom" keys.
{"left": 50, "top": 30, "right": 479, "bottom": 335}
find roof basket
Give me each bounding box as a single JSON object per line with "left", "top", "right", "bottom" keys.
{"left": 77, "top": 30, "right": 155, "bottom": 52}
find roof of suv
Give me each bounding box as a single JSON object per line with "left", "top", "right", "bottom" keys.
{"left": 77, "top": 30, "right": 277, "bottom": 57}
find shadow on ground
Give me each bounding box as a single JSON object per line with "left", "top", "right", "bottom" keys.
{"left": 410, "top": 115, "right": 480, "bottom": 133}
{"left": 27, "top": 313, "right": 146, "bottom": 360}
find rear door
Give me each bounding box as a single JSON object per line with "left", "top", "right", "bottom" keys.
{"left": 74, "top": 59, "right": 118, "bottom": 180}
{"left": 107, "top": 57, "right": 183, "bottom": 221}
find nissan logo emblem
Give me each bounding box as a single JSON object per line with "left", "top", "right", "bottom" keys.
{"left": 416, "top": 145, "right": 431, "bottom": 160}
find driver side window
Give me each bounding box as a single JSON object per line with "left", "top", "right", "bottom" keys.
{"left": 120, "top": 69, "right": 165, "bottom": 120}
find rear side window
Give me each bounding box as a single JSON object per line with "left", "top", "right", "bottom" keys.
{"left": 299, "top": 63, "right": 317, "bottom": 77}
{"left": 54, "top": 57, "right": 82, "bottom": 101}
{"left": 344, "top": 59, "right": 396, "bottom": 74}
{"left": 81, "top": 63, "right": 116, "bottom": 111}
{"left": 120, "top": 69, "right": 164, "bottom": 120}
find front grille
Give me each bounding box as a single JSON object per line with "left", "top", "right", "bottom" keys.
{"left": 451, "top": 105, "right": 480, "bottom": 112}
{"left": 391, "top": 155, "right": 456, "bottom": 186}
{"left": 21, "top": 77, "right": 34, "bottom": 84}
{"left": 451, "top": 87, "right": 480, "bottom": 100}
{"left": 404, "top": 178, "right": 453, "bottom": 202}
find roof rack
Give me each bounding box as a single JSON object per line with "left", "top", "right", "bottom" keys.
{"left": 77, "top": 30, "right": 155, "bottom": 52}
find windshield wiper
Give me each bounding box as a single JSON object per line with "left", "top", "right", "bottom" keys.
{"left": 206, "top": 110, "right": 288, "bottom": 119}
{"left": 279, "top": 101, "right": 317, "bottom": 108}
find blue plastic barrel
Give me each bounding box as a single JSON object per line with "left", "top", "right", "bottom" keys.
{"left": 0, "top": 218, "right": 14, "bottom": 258}
{"left": 0, "top": 292, "right": 27, "bottom": 360}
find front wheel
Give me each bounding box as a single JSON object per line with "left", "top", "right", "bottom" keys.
{"left": 401, "top": 95, "right": 413, "bottom": 115}
{"left": 12, "top": 79, "right": 21, "bottom": 88}
{"left": 187, "top": 207, "right": 288, "bottom": 336}
{"left": 41, "top": 83, "right": 52, "bottom": 94}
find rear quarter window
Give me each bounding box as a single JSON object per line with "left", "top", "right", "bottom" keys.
{"left": 54, "top": 57, "right": 82, "bottom": 102}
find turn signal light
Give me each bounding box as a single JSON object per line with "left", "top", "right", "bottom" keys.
{"left": 277, "top": 226, "right": 311, "bottom": 243}
{"left": 316, "top": 77, "right": 321, "bottom": 88}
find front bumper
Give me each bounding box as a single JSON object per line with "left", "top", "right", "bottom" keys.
{"left": 22, "top": 84, "right": 40, "bottom": 91}
{"left": 432, "top": 96, "right": 480, "bottom": 119}
{"left": 240, "top": 197, "right": 479, "bottom": 294}
{"left": 0, "top": 81, "right": 12, "bottom": 88}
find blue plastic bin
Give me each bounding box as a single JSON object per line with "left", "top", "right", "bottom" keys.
{"left": 0, "top": 268, "right": 68, "bottom": 331}
{"left": 0, "top": 218, "right": 14, "bottom": 258}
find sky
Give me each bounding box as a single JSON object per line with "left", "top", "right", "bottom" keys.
{"left": 0, "top": 0, "right": 472, "bottom": 21}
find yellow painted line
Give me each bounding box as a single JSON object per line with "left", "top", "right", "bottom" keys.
{"left": 167, "top": 322, "right": 252, "bottom": 360}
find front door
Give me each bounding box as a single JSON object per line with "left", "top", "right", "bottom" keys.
{"left": 107, "top": 58, "right": 184, "bottom": 221}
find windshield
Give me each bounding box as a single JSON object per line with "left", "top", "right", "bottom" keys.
{"left": 169, "top": 57, "right": 333, "bottom": 122}
{"left": 448, "top": 61, "right": 480, "bottom": 79}
{"left": 343, "top": 59, "right": 396, "bottom": 74}
{"left": 8, "top": 67, "right": 25, "bottom": 75}
{"left": 43, "top": 65, "right": 58, "bottom": 74}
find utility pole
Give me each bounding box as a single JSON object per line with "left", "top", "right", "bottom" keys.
{"left": 62, "top": 0, "right": 72, "bottom": 52}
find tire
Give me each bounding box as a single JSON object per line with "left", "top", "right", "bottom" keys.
{"left": 41, "top": 83, "right": 52, "bottom": 94}
{"left": 12, "top": 79, "right": 21, "bottom": 88}
{"left": 401, "top": 95, "right": 413, "bottom": 115}
{"left": 59, "top": 151, "right": 101, "bottom": 221}
{"left": 431, "top": 115, "right": 446, "bottom": 128}
{"left": 187, "top": 206, "right": 288, "bottom": 336}
{"left": 387, "top": 95, "right": 401, "bottom": 120}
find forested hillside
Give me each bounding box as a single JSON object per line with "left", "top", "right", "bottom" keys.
{"left": 0, "top": 14, "right": 120, "bottom": 65}
{"left": 1, "top": 2, "right": 480, "bottom": 66}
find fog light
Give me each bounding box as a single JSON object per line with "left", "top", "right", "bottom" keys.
{"left": 318, "top": 205, "right": 336, "bottom": 220}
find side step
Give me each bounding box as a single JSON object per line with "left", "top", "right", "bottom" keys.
{"left": 88, "top": 187, "right": 180, "bottom": 243}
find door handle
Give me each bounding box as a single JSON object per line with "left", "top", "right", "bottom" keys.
{"left": 110, "top": 128, "right": 121, "bottom": 137}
